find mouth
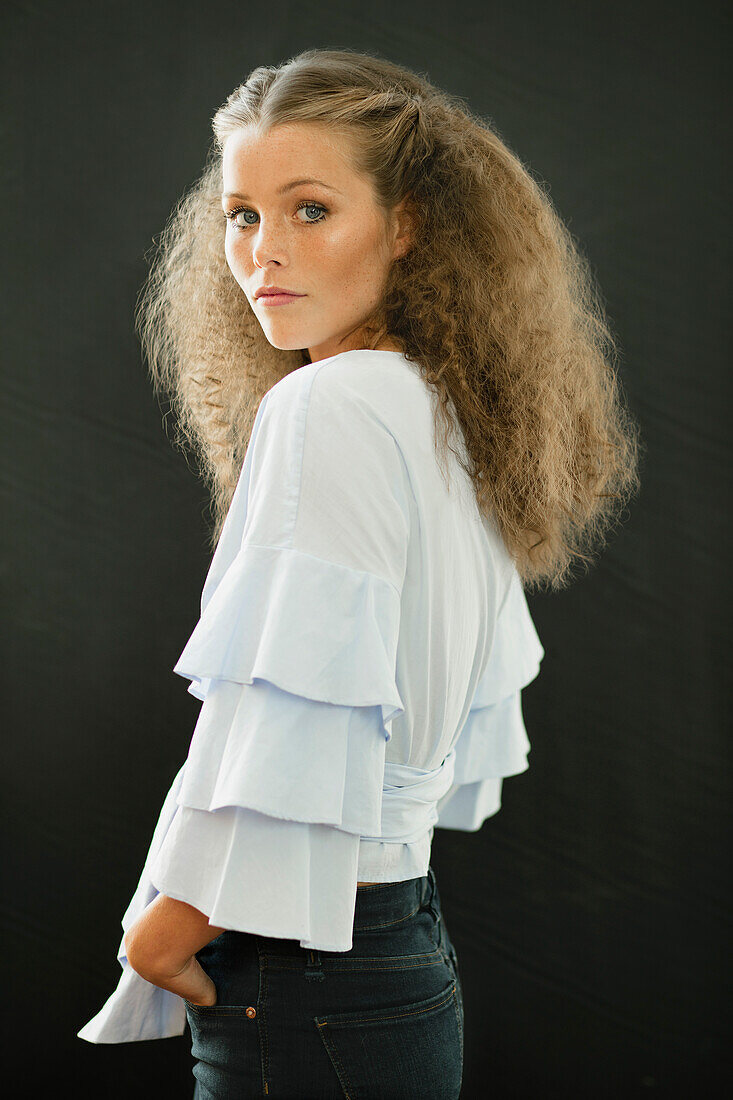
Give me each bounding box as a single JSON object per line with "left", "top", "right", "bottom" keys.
{"left": 256, "top": 292, "right": 306, "bottom": 307}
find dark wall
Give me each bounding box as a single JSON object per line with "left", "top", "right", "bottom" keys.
{"left": 3, "top": 0, "right": 729, "bottom": 1095}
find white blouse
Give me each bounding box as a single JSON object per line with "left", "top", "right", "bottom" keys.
{"left": 78, "top": 348, "right": 544, "bottom": 1044}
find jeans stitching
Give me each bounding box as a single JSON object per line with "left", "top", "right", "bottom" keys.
{"left": 315, "top": 981, "right": 456, "bottom": 1028}
{"left": 264, "top": 955, "right": 445, "bottom": 974}
{"left": 315, "top": 1025, "right": 356, "bottom": 1100}
{"left": 257, "top": 947, "right": 269, "bottom": 1096}
{"left": 453, "top": 995, "right": 464, "bottom": 1069}
{"left": 355, "top": 900, "right": 423, "bottom": 930}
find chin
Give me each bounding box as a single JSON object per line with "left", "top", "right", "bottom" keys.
{"left": 263, "top": 334, "right": 309, "bottom": 352}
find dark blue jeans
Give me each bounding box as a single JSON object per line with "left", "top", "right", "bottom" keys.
{"left": 185, "top": 865, "right": 464, "bottom": 1098}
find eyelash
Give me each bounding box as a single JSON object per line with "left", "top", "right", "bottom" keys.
{"left": 224, "top": 200, "right": 329, "bottom": 230}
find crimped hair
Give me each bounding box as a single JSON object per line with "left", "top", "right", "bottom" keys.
{"left": 136, "top": 47, "right": 641, "bottom": 591}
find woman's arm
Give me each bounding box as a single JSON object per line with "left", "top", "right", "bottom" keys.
{"left": 124, "top": 893, "right": 227, "bottom": 1006}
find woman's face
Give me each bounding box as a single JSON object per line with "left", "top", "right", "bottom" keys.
{"left": 221, "top": 123, "right": 412, "bottom": 363}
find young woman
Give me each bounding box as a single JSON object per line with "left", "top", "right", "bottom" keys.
{"left": 78, "top": 48, "right": 640, "bottom": 1098}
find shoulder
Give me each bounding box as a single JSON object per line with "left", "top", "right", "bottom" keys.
{"left": 269, "top": 348, "right": 424, "bottom": 403}
{"left": 262, "top": 351, "right": 421, "bottom": 441}
{"left": 314, "top": 350, "right": 426, "bottom": 412}
{"left": 259, "top": 360, "right": 321, "bottom": 425}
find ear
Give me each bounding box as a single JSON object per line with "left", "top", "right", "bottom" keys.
{"left": 391, "top": 195, "right": 416, "bottom": 260}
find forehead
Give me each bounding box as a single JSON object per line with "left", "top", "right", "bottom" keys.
{"left": 222, "top": 123, "right": 360, "bottom": 193}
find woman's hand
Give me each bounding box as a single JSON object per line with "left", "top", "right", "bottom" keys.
{"left": 124, "top": 893, "right": 227, "bottom": 1004}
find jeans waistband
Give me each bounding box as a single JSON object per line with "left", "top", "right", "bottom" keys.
{"left": 246, "top": 867, "right": 440, "bottom": 970}
{"left": 352, "top": 865, "right": 438, "bottom": 933}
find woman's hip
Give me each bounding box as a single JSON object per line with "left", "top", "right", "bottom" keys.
{"left": 185, "top": 866, "right": 463, "bottom": 1098}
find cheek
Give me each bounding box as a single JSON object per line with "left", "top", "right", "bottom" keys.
{"left": 313, "top": 223, "right": 386, "bottom": 299}
{"left": 225, "top": 231, "right": 248, "bottom": 271}
{"left": 224, "top": 234, "right": 254, "bottom": 299}
{"left": 224, "top": 232, "right": 237, "bottom": 276}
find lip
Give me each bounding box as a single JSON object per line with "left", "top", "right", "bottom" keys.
{"left": 257, "top": 293, "right": 305, "bottom": 307}
{"left": 254, "top": 286, "right": 306, "bottom": 302}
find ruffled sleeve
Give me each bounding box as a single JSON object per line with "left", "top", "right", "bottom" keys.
{"left": 152, "top": 364, "right": 413, "bottom": 952}
{"left": 435, "top": 569, "right": 544, "bottom": 831}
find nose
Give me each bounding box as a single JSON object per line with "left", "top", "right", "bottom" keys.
{"left": 251, "top": 216, "right": 289, "bottom": 269}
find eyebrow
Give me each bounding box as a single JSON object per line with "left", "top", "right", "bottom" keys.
{"left": 222, "top": 178, "right": 343, "bottom": 201}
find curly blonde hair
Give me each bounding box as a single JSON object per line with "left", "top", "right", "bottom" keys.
{"left": 136, "top": 47, "right": 641, "bottom": 592}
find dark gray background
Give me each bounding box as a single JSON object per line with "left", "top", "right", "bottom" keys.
{"left": 2, "top": 0, "right": 729, "bottom": 1095}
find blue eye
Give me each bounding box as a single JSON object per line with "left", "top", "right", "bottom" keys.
{"left": 295, "top": 201, "right": 328, "bottom": 224}
{"left": 224, "top": 200, "right": 328, "bottom": 230}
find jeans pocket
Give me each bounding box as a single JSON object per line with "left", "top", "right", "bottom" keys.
{"left": 185, "top": 1002, "right": 262, "bottom": 1097}
{"left": 184, "top": 1000, "right": 250, "bottom": 1015}
{"left": 314, "top": 977, "right": 463, "bottom": 1099}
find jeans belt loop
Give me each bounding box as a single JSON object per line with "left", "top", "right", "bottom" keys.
{"left": 423, "top": 866, "right": 444, "bottom": 950}
{"left": 304, "top": 948, "right": 325, "bottom": 982}
{"left": 425, "top": 865, "right": 437, "bottom": 910}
